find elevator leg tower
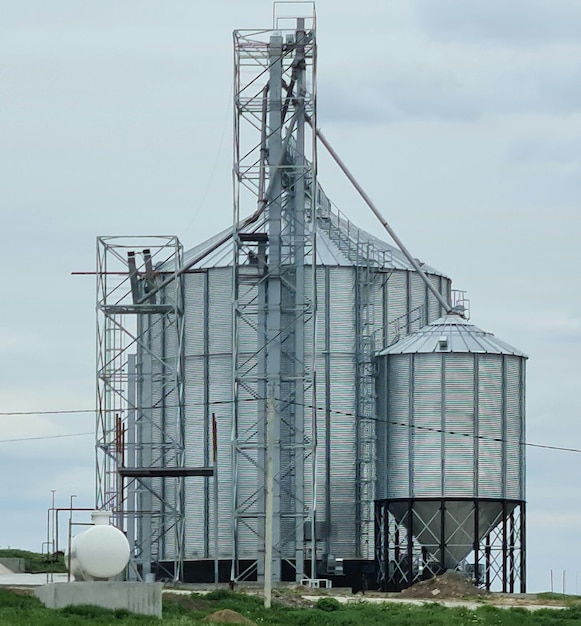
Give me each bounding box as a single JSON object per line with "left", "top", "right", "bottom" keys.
{"left": 232, "top": 5, "right": 318, "bottom": 583}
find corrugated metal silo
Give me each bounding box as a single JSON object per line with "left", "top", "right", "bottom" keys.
{"left": 140, "top": 209, "right": 452, "bottom": 579}
{"left": 96, "top": 11, "right": 528, "bottom": 591}
{"left": 112, "top": 12, "right": 466, "bottom": 584}
{"left": 176, "top": 212, "right": 451, "bottom": 563}
{"left": 375, "top": 313, "right": 527, "bottom": 592}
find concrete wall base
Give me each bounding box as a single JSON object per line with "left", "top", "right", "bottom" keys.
{"left": 0, "top": 558, "right": 25, "bottom": 573}
{"left": 34, "top": 582, "right": 163, "bottom": 618}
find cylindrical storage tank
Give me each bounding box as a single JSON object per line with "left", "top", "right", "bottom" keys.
{"left": 143, "top": 214, "right": 451, "bottom": 572}
{"left": 178, "top": 238, "right": 450, "bottom": 564}
{"left": 375, "top": 313, "right": 527, "bottom": 588}
{"left": 68, "top": 511, "right": 130, "bottom": 581}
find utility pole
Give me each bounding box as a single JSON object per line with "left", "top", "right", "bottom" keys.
{"left": 213, "top": 413, "right": 219, "bottom": 587}
{"left": 264, "top": 387, "right": 275, "bottom": 608}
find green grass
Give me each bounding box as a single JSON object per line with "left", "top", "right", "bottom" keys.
{"left": 537, "top": 592, "right": 581, "bottom": 604}
{"left": 0, "top": 549, "right": 67, "bottom": 573}
{"left": 1, "top": 588, "right": 580, "bottom": 625}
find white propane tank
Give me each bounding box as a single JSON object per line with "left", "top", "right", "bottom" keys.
{"left": 68, "top": 510, "right": 130, "bottom": 581}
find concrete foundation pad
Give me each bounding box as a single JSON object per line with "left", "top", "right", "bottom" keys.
{"left": 34, "top": 582, "right": 163, "bottom": 618}
{"left": 0, "top": 558, "right": 24, "bottom": 573}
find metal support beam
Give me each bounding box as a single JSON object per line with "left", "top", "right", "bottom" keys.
{"left": 96, "top": 236, "right": 186, "bottom": 582}
{"left": 308, "top": 120, "right": 452, "bottom": 313}
{"left": 119, "top": 468, "right": 214, "bottom": 478}
{"left": 375, "top": 498, "right": 526, "bottom": 592}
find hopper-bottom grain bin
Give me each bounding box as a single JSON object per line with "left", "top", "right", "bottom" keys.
{"left": 375, "top": 314, "right": 527, "bottom": 592}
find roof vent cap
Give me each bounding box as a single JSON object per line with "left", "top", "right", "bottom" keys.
{"left": 437, "top": 336, "right": 449, "bottom": 350}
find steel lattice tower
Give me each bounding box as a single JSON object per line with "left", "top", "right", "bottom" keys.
{"left": 96, "top": 236, "right": 186, "bottom": 581}
{"left": 232, "top": 5, "right": 318, "bottom": 583}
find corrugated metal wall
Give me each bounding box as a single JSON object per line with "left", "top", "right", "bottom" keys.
{"left": 145, "top": 264, "right": 450, "bottom": 562}
{"left": 478, "top": 355, "right": 503, "bottom": 499}
{"left": 183, "top": 271, "right": 208, "bottom": 558}
{"left": 411, "top": 353, "right": 442, "bottom": 497}
{"left": 377, "top": 351, "right": 525, "bottom": 501}
{"left": 384, "top": 355, "right": 411, "bottom": 499}
{"left": 181, "top": 268, "right": 235, "bottom": 559}
{"left": 326, "top": 268, "right": 357, "bottom": 555}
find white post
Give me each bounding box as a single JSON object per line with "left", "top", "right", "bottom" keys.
{"left": 264, "top": 388, "right": 275, "bottom": 608}
{"left": 213, "top": 413, "right": 219, "bottom": 587}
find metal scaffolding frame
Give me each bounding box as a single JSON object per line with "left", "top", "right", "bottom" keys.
{"left": 96, "top": 236, "right": 187, "bottom": 581}
{"left": 232, "top": 5, "right": 318, "bottom": 583}
{"left": 375, "top": 498, "right": 526, "bottom": 592}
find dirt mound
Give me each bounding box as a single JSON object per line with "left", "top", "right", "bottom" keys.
{"left": 0, "top": 563, "right": 13, "bottom": 575}
{"left": 204, "top": 609, "right": 256, "bottom": 624}
{"left": 400, "top": 571, "right": 487, "bottom": 599}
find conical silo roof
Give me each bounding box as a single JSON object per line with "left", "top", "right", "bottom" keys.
{"left": 170, "top": 207, "right": 449, "bottom": 276}
{"left": 376, "top": 313, "right": 527, "bottom": 357}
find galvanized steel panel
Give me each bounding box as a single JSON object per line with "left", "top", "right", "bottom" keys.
{"left": 301, "top": 369, "right": 329, "bottom": 536}
{"left": 328, "top": 269, "right": 355, "bottom": 352}
{"left": 385, "top": 271, "right": 408, "bottom": 344}
{"left": 385, "top": 355, "right": 411, "bottom": 498}
{"left": 377, "top": 347, "right": 525, "bottom": 505}
{"left": 303, "top": 266, "right": 327, "bottom": 355}
{"left": 328, "top": 356, "right": 357, "bottom": 555}
{"left": 327, "top": 267, "right": 357, "bottom": 555}
{"left": 411, "top": 354, "right": 442, "bottom": 497}
{"left": 504, "top": 356, "right": 523, "bottom": 500}
{"left": 372, "top": 272, "right": 388, "bottom": 349}
{"left": 477, "top": 355, "right": 503, "bottom": 498}
{"left": 208, "top": 268, "right": 233, "bottom": 353}
{"left": 443, "top": 355, "right": 475, "bottom": 497}
{"left": 375, "top": 357, "right": 388, "bottom": 500}
{"left": 409, "top": 273, "right": 428, "bottom": 331}
{"left": 208, "top": 356, "right": 235, "bottom": 557}
{"left": 142, "top": 211, "right": 525, "bottom": 572}
{"left": 184, "top": 273, "right": 207, "bottom": 354}
{"left": 379, "top": 315, "right": 528, "bottom": 357}
{"left": 427, "top": 275, "right": 444, "bottom": 322}
{"left": 183, "top": 362, "right": 208, "bottom": 557}
{"left": 173, "top": 212, "right": 450, "bottom": 278}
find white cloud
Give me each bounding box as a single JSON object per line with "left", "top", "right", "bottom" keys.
{"left": 415, "top": 0, "right": 581, "bottom": 47}
{"left": 321, "top": 40, "right": 581, "bottom": 125}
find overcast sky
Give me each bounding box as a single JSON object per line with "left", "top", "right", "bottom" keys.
{"left": 1, "top": 1, "right": 580, "bottom": 593}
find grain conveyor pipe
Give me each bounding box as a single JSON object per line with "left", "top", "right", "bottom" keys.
{"left": 308, "top": 117, "right": 452, "bottom": 314}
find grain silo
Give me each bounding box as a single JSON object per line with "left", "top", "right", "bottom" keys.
{"left": 95, "top": 6, "right": 525, "bottom": 591}
{"left": 95, "top": 7, "right": 454, "bottom": 584}
{"left": 169, "top": 215, "right": 450, "bottom": 581}
{"left": 375, "top": 314, "right": 527, "bottom": 592}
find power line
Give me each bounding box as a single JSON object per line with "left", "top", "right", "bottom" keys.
{"left": 0, "top": 432, "right": 93, "bottom": 444}
{"left": 0, "top": 409, "right": 94, "bottom": 416}
{"left": 308, "top": 403, "right": 581, "bottom": 454}
{"left": 0, "top": 398, "right": 245, "bottom": 417}
{"left": 0, "top": 399, "right": 578, "bottom": 456}
{"left": 288, "top": 400, "right": 581, "bottom": 456}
